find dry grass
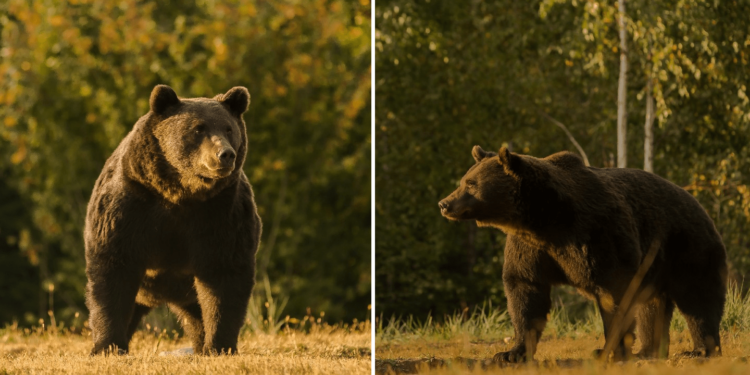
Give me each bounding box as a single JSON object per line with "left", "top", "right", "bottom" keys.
{"left": 0, "top": 323, "right": 372, "bottom": 374}
{"left": 375, "top": 331, "right": 750, "bottom": 374}
{"left": 377, "top": 329, "right": 750, "bottom": 360}
{"left": 375, "top": 285, "right": 750, "bottom": 374}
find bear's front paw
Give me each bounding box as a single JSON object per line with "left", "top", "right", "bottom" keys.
{"left": 493, "top": 347, "right": 528, "bottom": 363}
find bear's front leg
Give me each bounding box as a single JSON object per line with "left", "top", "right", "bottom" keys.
{"left": 194, "top": 268, "right": 254, "bottom": 355}
{"left": 595, "top": 291, "right": 637, "bottom": 361}
{"left": 494, "top": 277, "right": 551, "bottom": 363}
{"left": 86, "top": 260, "right": 145, "bottom": 355}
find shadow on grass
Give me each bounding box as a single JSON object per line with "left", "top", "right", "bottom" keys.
{"left": 375, "top": 356, "right": 750, "bottom": 374}
{"left": 375, "top": 357, "right": 586, "bottom": 374}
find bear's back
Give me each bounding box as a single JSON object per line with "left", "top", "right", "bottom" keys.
{"left": 587, "top": 167, "right": 717, "bottom": 237}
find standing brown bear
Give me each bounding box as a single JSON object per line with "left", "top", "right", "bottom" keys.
{"left": 439, "top": 146, "right": 727, "bottom": 362}
{"left": 84, "top": 85, "right": 261, "bottom": 355}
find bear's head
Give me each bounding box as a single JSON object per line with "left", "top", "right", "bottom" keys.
{"left": 439, "top": 145, "right": 525, "bottom": 229}
{"left": 439, "top": 145, "right": 585, "bottom": 233}
{"left": 125, "top": 85, "right": 251, "bottom": 203}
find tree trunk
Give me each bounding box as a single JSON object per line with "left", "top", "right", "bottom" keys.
{"left": 538, "top": 110, "right": 591, "bottom": 166}
{"left": 644, "top": 79, "right": 654, "bottom": 172}
{"left": 643, "top": 33, "right": 654, "bottom": 173}
{"left": 617, "top": 0, "right": 628, "bottom": 168}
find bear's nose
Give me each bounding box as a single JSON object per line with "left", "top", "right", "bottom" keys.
{"left": 438, "top": 200, "right": 449, "bottom": 212}
{"left": 217, "top": 149, "right": 236, "bottom": 165}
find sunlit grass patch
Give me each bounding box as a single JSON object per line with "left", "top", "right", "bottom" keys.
{"left": 376, "top": 283, "right": 750, "bottom": 373}
{"left": 1, "top": 280, "right": 371, "bottom": 375}
{"left": 0, "top": 318, "right": 371, "bottom": 375}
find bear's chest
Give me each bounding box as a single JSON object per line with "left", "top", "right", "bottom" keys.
{"left": 142, "top": 202, "right": 236, "bottom": 271}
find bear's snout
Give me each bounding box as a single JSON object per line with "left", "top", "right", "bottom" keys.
{"left": 439, "top": 193, "right": 474, "bottom": 220}
{"left": 217, "top": 148, "right": 236, "bottom": 168}
{"left": 438, "top": 199, "right": 450, "bottom": 213}
{"left": 439, "top": 198, "right": 461, "bottom": 219}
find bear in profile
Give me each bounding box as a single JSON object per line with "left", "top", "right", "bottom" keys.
{"left": 84, "top": 85, "right": 262, "bottom": 355}
{"left": 439, "top": 146, "right": 727, "bottom": 362}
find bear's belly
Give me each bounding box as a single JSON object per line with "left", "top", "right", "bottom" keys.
{"left": 136, "top": 269, "right": 198, "bottom": 307}
{"left": 146, "top": 244, "right": 193, "bottom": 273}
{"left": 143, "top": 227, "right": 195, "bottom": 272}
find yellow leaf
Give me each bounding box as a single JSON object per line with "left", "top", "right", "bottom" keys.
{"left": 11, "top": 145, "right": 26, "bottom": 164}
{"left": 4, "top": 116, "right": 17, "bottom": 127}
{"left": 49, "top": 15, "right": 65, "bottom": 27}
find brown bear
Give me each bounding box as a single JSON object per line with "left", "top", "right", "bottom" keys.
{"left": 439, "top": 146, "right": 727, "bottom": 362}
{"left": 84, "top": 85, "right": 262, "bottom": 355}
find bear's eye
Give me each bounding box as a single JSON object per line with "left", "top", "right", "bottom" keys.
{"left": 194, "top": 125, "right": 205, "bottom": 134}
{"left": 225, "top": 126, "right": 232, "bottom": 134}
{"left": 466, "top": 180, "right": 477, "bottom": 188}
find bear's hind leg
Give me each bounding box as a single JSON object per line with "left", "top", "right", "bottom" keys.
{"left": 671, "top": 287, "right": 724, "bottom": 357}
{"left": 635, "top": 295, "right": 674, "bottom": 358}
{"left": 125, "top": 303, "right": 152, "bottom": 344}
{"left": 677, "top": 302, "right": 723, "bottom": 357}
{"left": 669, "top": 258, "right": 726, "bottom": 357}
{"left": 169, "top": 302, "right": 205, "bottom": 354}
{"left": 678, "top": 312, "right": 722, "bottom": 357}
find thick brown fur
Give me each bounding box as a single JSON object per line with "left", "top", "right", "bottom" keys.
{"left": 439, "top": 146, "right": 727, "bottom": 362}
{"left": 84, "top": 85, "right": 261, "bottom": 356}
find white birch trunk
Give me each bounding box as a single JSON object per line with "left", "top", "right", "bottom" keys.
{"left": 617, "top": 0, "right": 628, "bottom": 168}
{"left": 644, "top": 79, "right": 654, "bottom": 173}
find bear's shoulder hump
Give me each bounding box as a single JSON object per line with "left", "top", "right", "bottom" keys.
{"left": 544, "top": 151, "right": 584, "bottom": 170}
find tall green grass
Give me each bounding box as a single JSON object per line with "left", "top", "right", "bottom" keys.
{"left": 377, "top": 283, "right": 750, "bottom": 343}
{"left": 377, "top": 302, "right": 512, "bottom": 343}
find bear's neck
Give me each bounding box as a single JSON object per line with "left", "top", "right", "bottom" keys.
{"left": 478, "top": 213, "right": 580, "bottom": 249}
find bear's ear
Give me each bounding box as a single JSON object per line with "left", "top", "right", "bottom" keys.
{"left": 149, "top": 85, "right": 181, "bottom": 114}
{"left": 472, "top": 145, "right": 487, "bottom": 163}
{"left": 498, "top": 147, "right": 522, "bottom": 177}
{"left": 219, "top": 86, "right": 251, "bottom": 117}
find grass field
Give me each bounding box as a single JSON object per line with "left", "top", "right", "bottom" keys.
{"left": 375, "top": 285, "right": 750, "bottom": 374}
{"left": 0, "top": 321, "right": 371, "bottom": 374}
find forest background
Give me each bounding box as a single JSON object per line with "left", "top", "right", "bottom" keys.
{"left": 0, "top": 0, "right": 372, "bottom": 327}
{"left": 376, "top": 0, "right": 750, "bottom": 320}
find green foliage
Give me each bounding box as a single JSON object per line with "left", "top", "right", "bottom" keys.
{"left": 376, "top": 0, "right": 750, "bottom": 319}
{"left": 377, "top": 283, "right": 750, "bottom": 344}
{"left": 0, "top": 0, "right": 371, "bottom": 325}
{"left": 0, "top": 169, "right": 37, "bottom": 325}
{"left": 245, "top": 276, "right": 289, "bottom": 335}
{"left": 721, "top": 282, "right": 750, "bottom": 334}
{"left": 546, "top": 303, "right": 603, "bottom": 339}
{"left": 376, "top": 302, "right": 512, "bottom": 343}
